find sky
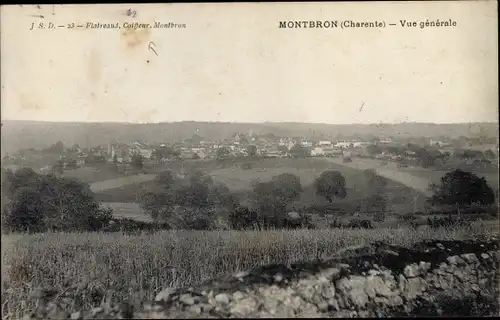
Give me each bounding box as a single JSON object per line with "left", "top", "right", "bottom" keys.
{"left": 1, "top": 2, "right": 498, "bottom": 124}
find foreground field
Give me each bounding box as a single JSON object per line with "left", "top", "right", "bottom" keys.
{"left": 2, "top": 224, "right": 496, "bottom": 319}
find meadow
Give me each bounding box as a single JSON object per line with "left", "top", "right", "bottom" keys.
{"left": 94, "top": 157, "right": 428, "bottom": 215}
{"left": 63, "top": 165, "right": 128, "bottom": 184}
{"left": 399, "top": 166, "right": 499, "bottom": 191}
{"left": 2, "top": 223, "right": 497, "bottom": 319}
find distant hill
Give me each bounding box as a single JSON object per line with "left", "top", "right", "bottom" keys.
{"left": 1, "top": 120, "right": 498, "bottom": 155}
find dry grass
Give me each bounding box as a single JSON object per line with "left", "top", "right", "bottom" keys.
{"left": 1, "top": 224, "right": 496, "bottom": 319}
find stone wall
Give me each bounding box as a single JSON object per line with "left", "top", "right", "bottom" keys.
{"left": 26, "top": 238, "right": 499, "bottom": 319}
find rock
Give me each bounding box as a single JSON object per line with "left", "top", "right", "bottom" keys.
{"left": 368, "top": 269, "right": 380, "bottom": 276}
{"left": 447, "top": 255, "right": 465, "bottom": 265}
{"left": 179, "top": 294, "right": 196, "bottom": 305}
{"left": 320, "top": 285, "right": 336, "bottom": 299}
{"left": 187, "top": 305, "right": 202, "bottom": 314}
{"left": 328, "top": 298, "right": 340, "bottom": 311}
{"left": 232, "top": 291, "right": 244, "bottom": 301}
{"left": 367, "top": 276, "right": 393, "bottom": 297}
{"left": 320, "top": 268, "right": 340, "bottom": 279}
{"left": 155, "top": 288, "right": 177, "bottom": 302}
{"left": 317, "top": 301, "right": 329, "bottom": 312}
{"left": 398, "top": 274, "right": 408, "bottom": 292}
{"left": 481, "top": 253, "right": 490, "bottom": 259}
{"left": 70, "top": 311, "right": 82, "bottom": 320}
{"left": 419, "top": 261, "right": 431, "bottom": 272}
{"left": 336, "top": 276, "right": 368, "bottom": 309}
{"left": 387, "top": 295, "right": 403, "bottom": 307}
{"left": 215, "top": 293, "right": 230, "bottom": 305}
{"left": 202, "top": 304, "right": 214, "bottom": 313}
{"left": 405, "top": 278, "right": 426, "bottom": 300}
{"left": 273, "top": 273, "right": 283, "bottom": 283}
{"left": 404, "top": 264, "right": 420, "bottom": 278}
{"left": 453, "top": 269, "right": 465, "bottom": 281}
{"left": 460, "top": 253, "right": 478, "bottom": 263}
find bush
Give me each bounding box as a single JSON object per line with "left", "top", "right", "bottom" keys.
{"left": 252, "top": 173, "right": 303, "bottom": 215}
{"left": 429, "top": 169, "right": 495, "bottom": 216}
{"left": 427, "top": 217, "right": 472, "bottom": 229}
{"left": 1, "top": 168, "right": 112, "bottom": 233}
{"left": 346, "top": 219, "right": 374, "bottom": 229}
{"left": 229, "top": 206, "right": 263, "bottom": 230}
{"left": 140, "top": 170, "right": 236, "bottom": 229}
{"left": 329, "top": 219, "right": 343, "bottom": 229}
{"left": 315, "top": 170, "right": 347, "bottom": 203}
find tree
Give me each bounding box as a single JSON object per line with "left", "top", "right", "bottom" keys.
{"left": 49, "top": 141, "right": 65, "bottom": 153}
{"left": 216, "top": 147, "right": 231, "bottom": 160}
{"left": 315, "top": 170, "right": 347, "bottom": 203}
{"left": 1, "top": 168, "right": 112, "bottom": 232}
{"left": 484, "top": 149, "right": 496, "bottom": 160}
{"left": 154, "top": 170, "right": 177, "bottom": 188}
{"left": 252, "top": 173, "right": 303, "bottom": 216}
{"left": 247, "top": 145, "right": 257, "bottom": 157}
{"left": 363, "top": 194, "right": 387, "bottom": 222}
{"left": 415, "top": 147, "right": 436, "bottom": 168}
{"left": 152, "top": 147, "right": 167, "bottom": 164}
{"left": 51, "top": 160, "right": 65, "bottom": 177}
{"left": 66, "top": 158, "right": 77, "bottom": 170}
{"left": 130, "top": 153, "right": 144, "bottom": 170}
{"left": 140, "top": 170, "right": 235, "bottom": 228}
{"left": 113, "top": 153, "right": 118, "bottom": 168}
{"left": 289, "top": 144, "right": 310, "bottom": 158}
{"left": 429, "top": 169, "right": 495, "bottom": 219}
{"left": 366, "top": 145, "right": 383, "bottom": 157}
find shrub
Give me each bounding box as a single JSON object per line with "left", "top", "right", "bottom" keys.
{"left": 427, "top": 217, "right": 472, "bottom": 229}
{"left": 346, "top": 219, "right": 374, "bottom": 229}
{"left": 428, "top": 169, "right": 495, "bottom": 217}
{"left": 315, "top": 170, "right": 347, "bottom": 203}
{"left": 140, "top": 170, "right": 236, "bottom": 229}
{"left": 252, "top": 173, "right": 303, "bottom": 216}
{"left": 229, "top": 206, "right": 263, "bottom": 230}
{"left": 1, "top": 168, "right": 112, "bottom": 233}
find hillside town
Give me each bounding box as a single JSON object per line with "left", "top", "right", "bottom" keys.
{"left": 2, "top": 129, "right": 498, "bottom": 174}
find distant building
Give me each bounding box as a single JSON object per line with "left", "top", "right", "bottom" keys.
{"left": 430, "top": 139, "right": 451, "bottom": 148}
{"left": 317, "top": 140, "right": 333, "bottom": 147}
{"left": 334, "top": 141, "right": 352, "bottom": 149}
{"left": 300, "top": 139, "right": 313, "bottom": 148}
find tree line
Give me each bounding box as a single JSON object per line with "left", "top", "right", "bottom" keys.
{"left": 1, "top": 164, "right": 496, "bottom": 233}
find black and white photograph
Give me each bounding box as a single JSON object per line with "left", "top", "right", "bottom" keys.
{"left": 1, "top": 2, "right": 498, "bottom": 318}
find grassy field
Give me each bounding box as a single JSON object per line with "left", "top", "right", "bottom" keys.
{"left": 399, "top": 167, "right": 499, "bottom": 191}
{"left": 64, "top": 165, "right": 127, "bottom": 184}
{"left": 94, "top": 158, "right": 428, "bottom": 214}
{"left": 2, "top": 224, "right": 496, "bottom": 319}
{"left": 210, "top": 158, "right": 427, "bottom": 213}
